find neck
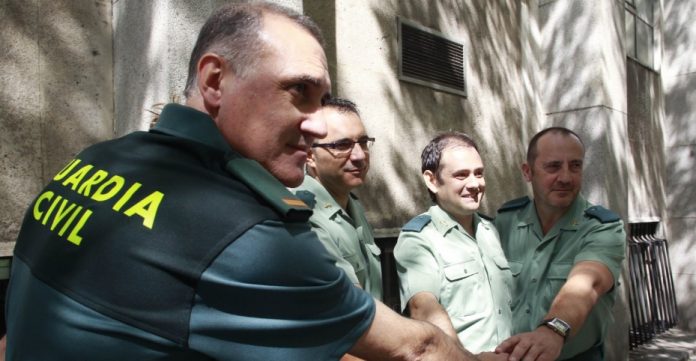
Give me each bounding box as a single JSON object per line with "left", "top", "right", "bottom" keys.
{"left": 330, "top": 190, "right": 350, "bottom": 210}
{"left": 456, "top": 213, "right": 475, "bottom": 237}
{"left": 534, "top": 203, "right": 568, "bottom": 235}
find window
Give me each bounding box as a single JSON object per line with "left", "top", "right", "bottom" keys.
{"left": 625, "top": 0, "right": 655, "bottom": 68}
{"left": 398, "top": 17, "right": 467, "bottom": 97}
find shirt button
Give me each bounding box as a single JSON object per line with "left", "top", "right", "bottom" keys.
{"left": 498, "top": 309, "right": 502, "bottom": 314}
{"left": 532, "top": 278, "right": 537, "bottom": 282}
{"left": 526, "top": 309, "right": 531, "bottom": 314}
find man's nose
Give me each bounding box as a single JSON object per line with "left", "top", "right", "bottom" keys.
{"left": 557, "top": 165, "right": 572, "bottom": 182}
{"left": 301, "top": 113, "right": 328, "bottom": 140}
{"left": 465, "top": 178, "right": 481, "bottom": 190}
{"left": 349, "top": 142, "right": 367, "bottom": 161}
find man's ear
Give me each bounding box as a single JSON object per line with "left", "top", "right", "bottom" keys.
{"left": 423, "top": 170, "right": 439, "bottom": 195}
{"left": 306, "top": 150, "right": 317, "bottom": 175}
{"left": 197, "top": 53, "right": 227, "bottom": 113}
{"left": 521, "top": 162, "right": 532, "bottom": 182}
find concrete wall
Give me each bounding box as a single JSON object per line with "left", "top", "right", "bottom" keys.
{"left": 538, "top": 0, "right": 629, "bottom": 360}
{"left": 113, "top": 0, "right": 303, "bottom": 135}
{"left": 306, "top": 0, "right": 542, "bottom": 234}
{"left": 0, "top": 0, "right": 113, "bottom": 256}
{"left": 663, "top": 0, "right": 696, "bottom": 331}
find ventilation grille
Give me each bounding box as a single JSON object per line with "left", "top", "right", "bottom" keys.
{"left": 398, "top": 18, "right": 466, "bottom": 96}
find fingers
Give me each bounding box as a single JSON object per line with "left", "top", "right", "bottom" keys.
{"left": 507, "top": 337, "right": 533, "bottom": 361}
{"left": 495, "top": 335, "right": 519, "bottom": 354}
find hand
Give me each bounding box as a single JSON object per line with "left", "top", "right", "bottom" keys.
{"left": 495, "top": 327, "right": 563, "bottom": 361}
{"left": 477, "top": 351, "right": 510, "bottom": 361}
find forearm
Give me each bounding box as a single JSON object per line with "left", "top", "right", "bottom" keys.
{"left": 543, "top": 261, "right": 613, "bottom": 337}
{"left": 350, "top": 301, "right": 478, "bottom": 361}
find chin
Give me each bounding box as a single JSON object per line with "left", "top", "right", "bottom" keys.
{"left": 274, "top": 169, "right": 305, "bottom": 187}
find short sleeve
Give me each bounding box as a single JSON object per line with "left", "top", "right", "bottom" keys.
{"left": 394, "top": 230, "right": 442, "bottom": 311}
{"left": 574, "top": 220, "right": 627, "bottom": 286}
{"left": 310, "top": 221, "right": 360, "bottom": 285}
{"left": 188, "top": 219, "right": 375, "bottom": 361}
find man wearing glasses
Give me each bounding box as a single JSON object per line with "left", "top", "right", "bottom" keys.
{"left": 292, "top": 98, "right": 382, "bottom": 301}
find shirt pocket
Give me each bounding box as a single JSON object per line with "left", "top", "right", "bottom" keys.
{"left": 344, "top": 251, "right": 366, "bottom": 276}
{"left": 508, "top": 260, "right": 523, "bottom": 277}
{"left": 366, "top": 243, "right": 381, "bottom": 258}
{"left": 507, "top": 260, "right": 523, "bottom": 308}
{"left": 442, "top": 258, "right": 482, "bottom": 317}
{"left": 492, "top": 255, "right": 514, "bottom": 305}
{"left": 544, "top": 262, "right": 573, "bottom": 303}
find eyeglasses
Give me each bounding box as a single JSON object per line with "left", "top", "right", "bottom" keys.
{"left": 312, "top": 137, "right": 375, "bottom": 155}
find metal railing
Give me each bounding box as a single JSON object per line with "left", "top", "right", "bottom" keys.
{"left": 628, "top": 222, "right": 679, "bottom": 349}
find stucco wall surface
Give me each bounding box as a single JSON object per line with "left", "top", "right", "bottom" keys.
{"left": 113, "top": 0, "right": 303, "bottom": 135}
{"left": 663, "top": 0, "right": 696, "bottom": 331}
{"left": 0, "top": 0, "right": 113, "bottom": 256}
{"left": 306, "top": 0, "right": 543, "bottom": 233}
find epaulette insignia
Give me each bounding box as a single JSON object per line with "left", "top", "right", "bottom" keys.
{"left": 225, "top": 157, "right": 311, "bottom": 222}
{"left": 402, "top": 214, "right": 431, "bottom": 232}
{"left": 478, "top": 212, "right": 494, "bottom": 221}
{"left": 497, "top": 196, "right": 531, "bottom": 213}
{"left": 294, "top": 190, "right": 317, "bottom": 208}
{"left": 584, "top": 206, "right": 621, "bottom": 223}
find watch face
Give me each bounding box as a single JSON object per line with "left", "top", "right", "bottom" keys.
{"left": 550, "top": 318, "right": 570, "bottom": 334}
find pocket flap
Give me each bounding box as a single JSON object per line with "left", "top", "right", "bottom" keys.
{"left": 493, "top": 255, "right": 510, "bottom": 270}
{"left": 366, "top": 243, "right": 382, "bottom": 256}
{"left": 509, "top": 261, "right": 523, "bottom": 276}
{"left": 547, "top": 262, "right": 572, "bottom": 280}
{"left": 443, "top": 260, "right": 478, "bottom": 281}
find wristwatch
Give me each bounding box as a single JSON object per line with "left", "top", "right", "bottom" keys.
{"left": 539, "top": 318, "right": 571, "bottom": 341}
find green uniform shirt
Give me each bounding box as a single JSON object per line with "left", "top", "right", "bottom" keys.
{"left": 395, "top": 205, "right": 513, "bottom": 353}
{"left": 495, "top": 195, "right": 626, "bottom": 360}
{"left": 292, "top": 176, "right": 383, "bottom": 300}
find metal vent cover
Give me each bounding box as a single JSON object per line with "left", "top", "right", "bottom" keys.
{"left": 398, "top": 17, "right": 466, "bottom": 97}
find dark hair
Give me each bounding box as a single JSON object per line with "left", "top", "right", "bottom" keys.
{"left": 526, "top": 127, "right": 585, "bottom": 165}
{"left": 323, "top": 97, "right": 360, "bottom": 117}
{"left": 183, "top": 1, "right": 325, "bottom": 98}
{"left": 421, "top": 132, "right": 479, "bottom": 202}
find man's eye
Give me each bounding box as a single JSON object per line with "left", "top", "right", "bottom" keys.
{"left": 289, "top": 83, "right": 306, "bottom": 95}
{"left": 334, "top": 141, "right": 354, "bottom": 151}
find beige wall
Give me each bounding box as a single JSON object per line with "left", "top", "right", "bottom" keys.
{"left": 663, "top": 0, "right": 696, "bottom": 331}
{"left": 113, "top": 0, "right": 303, "bottom": 135}
{"left": 307, "top": 0, "right": 541, "bottom": 234}
{"left": 0, "top": 0, "right": 113, "bottom": 256}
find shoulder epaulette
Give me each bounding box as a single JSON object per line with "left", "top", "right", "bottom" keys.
{"left": 497, "top": 196, "right": 530, "bottom": 213}
{"left": 402, "top": 214, "right": 431, "bottom": 232}
{"left": 584, "top": 205, "right": 621, "bottom": 223}
{"left": 293, "top": 190, "right": 317, "bottom": 208}
{"left": 478, "top": 212, "right": 494, "bottom": 221}
{"left": 225, "top": 157, "right": 311, "bottom": 222}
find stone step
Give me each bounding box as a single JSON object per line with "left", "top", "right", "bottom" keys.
{"left": 629, "top": 329, "right": 696, "bottom": 361}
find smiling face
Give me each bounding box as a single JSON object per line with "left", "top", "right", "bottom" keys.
{"left": 213, "top": 13, "right": 331, "bottom": 187}
{"left": 307, "top": 107, "right": 370, "bottom": 200}
{"left": 523, "top": 131, "right": 584, "bottom": 215}
{"left": 424, "top": 144, "right": 485, "bottom": 223}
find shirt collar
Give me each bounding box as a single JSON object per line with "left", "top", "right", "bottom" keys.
{"left": 296, "top": 176, "right": 347, "bottom": 220}
{"left": 152, "top": 103, "right": 232, "bottom": 153}
{"left": 521, "top": 194, "right": 588, "bottom": 238}
{"left": 429, "top": 205, "right": 485, "bottom": 237}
